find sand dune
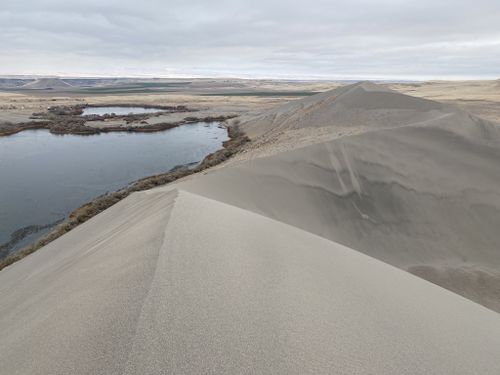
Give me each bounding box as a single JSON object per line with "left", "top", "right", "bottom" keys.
{"left": 175, "top": 123, "right": 500, "bottom": 311}
{"left": 175, "top": 83, "right": 500, "bottom": 311}
{"left": 239, "top": 82, "right": 446, "bottom": 139}
{"left": 1, "top": 189, "right": 500, "bottom": 374}
{"left": 1, "top": 82, "right": 500, "bottom": 373}
{"left": 21, "top": 77, "right": 72, "bottom": 89}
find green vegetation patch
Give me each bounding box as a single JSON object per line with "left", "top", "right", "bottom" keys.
{"left": 202, "top": 91, "right": 320, "bottom": 97}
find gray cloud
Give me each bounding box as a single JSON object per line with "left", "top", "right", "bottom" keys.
{"left": 1, "top": 0, "right": 499, "bottom": 79}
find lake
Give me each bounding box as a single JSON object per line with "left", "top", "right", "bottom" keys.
{"left": 0, "top": 122, "right": 227, "bottom": 256}
{"left": 82, "top": 106, "right": 166, "bottom": 116}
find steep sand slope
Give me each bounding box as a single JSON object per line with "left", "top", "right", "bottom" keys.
{"left": 176, "top": 123, "right": 500, "bottom": 311}
{"left": 0, "top": 189, "right": 178, "bottom": 374}
{"left": 173, "top": 83, "right": 500, "bottom": 311}
{"left": 1, "top": 189, "right": 500, "bottom": 374}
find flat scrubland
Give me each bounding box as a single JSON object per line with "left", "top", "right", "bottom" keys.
{"left": 1, "top": 79, "right": 500, "bottom": 131}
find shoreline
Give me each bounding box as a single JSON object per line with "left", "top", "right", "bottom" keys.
{"left": 1, "top": 102, "right": 236, "bottom": 137}
{"left": 0, "top": 218, "right": 65, "bottom": 259}
{"left": 0, "top": 124, "right": 250, "bottom": 271}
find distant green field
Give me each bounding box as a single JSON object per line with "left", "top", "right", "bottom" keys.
{"left": 0, "top": 82, "right": 194, "bottom": 95}
{"left": 79, "top": 82, "right": 192, "bottom": 94}
{"left": 0, "top": 85, "right": 321, "bottom": 97}
{"left": 202, "top": 91, "right": 320, "bottom": 97}
{"left": 79, "top": 88, "right": 176, "bottom": 94}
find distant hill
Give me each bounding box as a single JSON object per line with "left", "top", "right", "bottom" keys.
{"left": 0, "top": 78, "right": 33, "bottom": 88}
{"left": 22, "top": 78, "right": 72, "bottom": 89}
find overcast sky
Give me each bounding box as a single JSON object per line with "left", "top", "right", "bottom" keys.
{"left": 1, "top": 0, "right": 499, "bottom": 79}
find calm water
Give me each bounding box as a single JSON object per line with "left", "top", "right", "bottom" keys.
{"left": 82, "top": 106, "right": 165, "bottom": 116}
{"left": 0, "top": 122, "right": 227, "bottom": 254}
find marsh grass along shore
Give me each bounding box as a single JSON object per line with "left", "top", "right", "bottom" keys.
{"left": 0, "top": 103, "right": 236, "bottom": 136}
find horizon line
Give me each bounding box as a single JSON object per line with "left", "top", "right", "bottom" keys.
{"left": 0, "top": 73, "right": 499, "bottom": 82}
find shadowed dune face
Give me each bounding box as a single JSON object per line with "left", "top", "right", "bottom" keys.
{"left": 409, "top": 265, "right": 500, "bottom": 313}
{"left": 177, "top": 83, "right": 500, "bottom": 312}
